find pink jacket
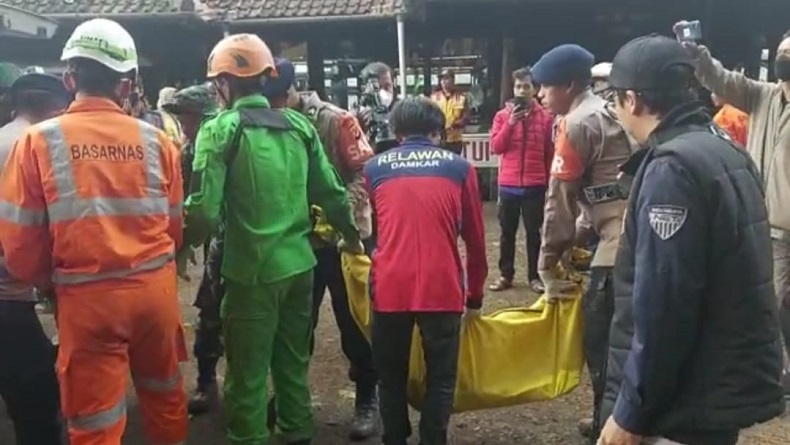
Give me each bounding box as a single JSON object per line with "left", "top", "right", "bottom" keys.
{"left": 490, "top": 102, "right": 554, "bottom": 187}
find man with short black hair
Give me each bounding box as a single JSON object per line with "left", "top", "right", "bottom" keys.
{"left": 364, "top": 96, "right": 487, "bottom": 445}
{"left": 598, "top": 34, "right": 784, "bottom": 445}
{"left": 431, "top": 68, "right": 471, "bottom": 154}
{"left": 489, "top": 66, "right": 554, "bottom": 293}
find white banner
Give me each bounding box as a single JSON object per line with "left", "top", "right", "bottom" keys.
{"left": 461, "top": 133, "right": 498, "bottom": 168}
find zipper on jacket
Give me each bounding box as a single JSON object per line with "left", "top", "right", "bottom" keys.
{"left": 519, "top": 117, "right": 527, "bottom": 187}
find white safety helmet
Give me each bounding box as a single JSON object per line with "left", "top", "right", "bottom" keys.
{"left": 60, "top": 18, "right": 138, "bottom": 73}
{"left": 591, "top": 62, "right": 612, "bottom": 80}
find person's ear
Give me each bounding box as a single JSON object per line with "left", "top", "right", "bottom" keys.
{"left": 117, "top": 78, "right": 133, "bottom": 101}
{"left": 625, "top": 91, "right": 642, "bottom": 116}
{"left": 62, "top": 70, "right": 77, "bottom": 93}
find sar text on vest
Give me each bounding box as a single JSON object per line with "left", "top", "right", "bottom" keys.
{"left": 70, "top": 144, "right": 145, "bottom": 162}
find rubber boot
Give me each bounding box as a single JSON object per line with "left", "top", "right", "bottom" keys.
{"left": 187, "top": 381, "right": 218, "bottom": 416}
{"left": 349, "top": 383, "right": 379, "bottom": 441}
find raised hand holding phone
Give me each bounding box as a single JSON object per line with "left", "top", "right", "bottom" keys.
{"left": 673, "top": 20, "right": 706, "bottom": 58}
{"left": 509, "top": 96, "right": 528, "bottom": 125}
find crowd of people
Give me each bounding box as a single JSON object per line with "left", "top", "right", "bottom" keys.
{"left": 0, "top": 14, "right": 788, "bottom": 445}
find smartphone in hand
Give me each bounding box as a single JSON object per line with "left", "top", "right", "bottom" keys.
{"left": 512, "top": 96, "right": 528, "bottom": 113}
{"left": 675, "top": 20, "right": 702, "bottom": 43}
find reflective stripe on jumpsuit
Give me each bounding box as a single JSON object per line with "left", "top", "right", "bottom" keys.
{"left": 34, "top": 119, "right": 187, "bottom": 445}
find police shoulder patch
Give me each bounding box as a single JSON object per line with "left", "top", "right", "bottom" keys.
{"left": 647, "top": 205, "right": 688, "bottom": 241}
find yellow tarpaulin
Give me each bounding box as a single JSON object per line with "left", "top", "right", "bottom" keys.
{"left": 342, "top": 253, "right": 585, "bottom": 413}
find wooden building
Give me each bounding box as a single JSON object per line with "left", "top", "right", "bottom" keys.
{"left": 0, "top": 0, "right": 786, "bottom": 112}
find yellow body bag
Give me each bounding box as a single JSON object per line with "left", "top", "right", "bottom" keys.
{"left": 341, "top": 253, "right": 585, "bottom": 413}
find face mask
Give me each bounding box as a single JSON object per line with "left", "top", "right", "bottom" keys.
{"left": 774, "top": 58, "right": 790, "bottom": 81}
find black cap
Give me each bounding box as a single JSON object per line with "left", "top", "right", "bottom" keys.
{"left": 609, "top": 34, "right": 696, "bottom": 91}
{"left": 10, "top": 72, "right": 70, "bottom": 106}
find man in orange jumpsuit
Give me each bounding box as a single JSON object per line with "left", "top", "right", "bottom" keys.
{"left": 0, "top": 18, "right": 187, "bottom": 445}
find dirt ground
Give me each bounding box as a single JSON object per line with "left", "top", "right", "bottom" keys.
{"left": 1, "top": 203, "right": 788, "bottom": 444}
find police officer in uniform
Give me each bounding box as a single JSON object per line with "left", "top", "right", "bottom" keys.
{"left": 265, "top": 58, "right": 379, "bottom": 441}
{"left": 598, "top": 34, "right": 784, "bottom": 445}
{"left": 531, "top": 44, "right": 634, "bottom": 440}
{"left": 162, "top": 85, "right": 223, "bottom": 415}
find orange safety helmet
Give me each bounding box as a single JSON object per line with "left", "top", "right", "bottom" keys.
{"left": 206, "top": 33, "right": 277, "bottom": 79}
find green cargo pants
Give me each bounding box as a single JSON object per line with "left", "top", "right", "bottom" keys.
{"left": 221, "top": 270, "right": 314, "bottom": 445}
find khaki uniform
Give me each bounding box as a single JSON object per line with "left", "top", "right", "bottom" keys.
{"left": 299, "top": 92, "right": 379, "bottom": 408}
{"left": 539, "top": 90, "right": 633, "bottom": 270}
{"left": 301, "top": 92, "right": 373, "bottom": 239}
{"left": 538, "top": 90, "right": 634, "bottom": 433}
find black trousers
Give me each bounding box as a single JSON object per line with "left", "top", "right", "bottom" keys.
{"left": 372, "top": 311, "right": 461, "bottom": 445}
{"left": 311, "top": 246, "right": 377, "bottom": 400}
{"left": 585, "top": 267, "right": 615, "bottom": 437}
{"left": 0, "top": 300, "right": 63, "bottom": 445}
{"left": 497, "top": 191, "right": 545, "bottom": 282}
{"left": 193, "top": 235, "right": 225, "bottom": 390}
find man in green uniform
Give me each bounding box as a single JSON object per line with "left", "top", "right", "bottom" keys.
{"left": 0, "top": 62, "right": 22, "bottom": 126}
{"left": 163, "top": 85, "right": 226, "bottom": 414}
{"left": 184, "top": 34, "right": 362, "bottom": 445}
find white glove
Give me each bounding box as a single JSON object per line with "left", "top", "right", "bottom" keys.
{"left": 538, "top": 268, "right": 578, "bottom": 302}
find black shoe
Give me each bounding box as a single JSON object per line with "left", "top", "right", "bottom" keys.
{"left": 187, "top": 382, "right": 218, "bottom": 416}
{"left": 349, "top": 400, "right": 379, "bottom": 440}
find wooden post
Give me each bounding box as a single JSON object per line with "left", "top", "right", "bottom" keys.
{"left": 499, "top": 36, "right": 513, "bottom": 107}
{"left": 306, "top": 36, "right": 326, "bottom": 99}
{"left": 487, "top": 32, "right": 503, "bottom": 108}
{"left": 422, "top": 41, "right": 433, "bottom": 96}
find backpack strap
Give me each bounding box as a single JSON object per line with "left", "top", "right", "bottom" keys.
{"left": 224, "top": 107, "right": 295, "bottom": 167}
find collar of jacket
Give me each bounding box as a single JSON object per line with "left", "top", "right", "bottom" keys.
{"left": 299, "top": 91, "right": 325, "bottom": 118}
{"left": 231, "top": 94, "right": 270, "bottom": 111}
{"left": 567, "top": 88, "right": 596, "bottom": 114}
{"left": 68, "top": 97, "right": 125, "bottom": 114}
{"left": 398, "top": 136, "right": 436, "bottom": 149}
{"left": 646, "top": 100, "right": 712, "bottom": 147}
{"left": 620, "top": 101, "right": 712, "bottom": 176}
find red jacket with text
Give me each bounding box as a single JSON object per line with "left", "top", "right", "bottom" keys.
{"left": 363, "top": 137, "right": 487, "bottom": 312}
{"left": 490, "top": 101, "right": 554, "bottom": 187}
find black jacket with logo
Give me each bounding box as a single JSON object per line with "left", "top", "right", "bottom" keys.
{"left": 601, "top": 103, "right": 784, "bottom": 444}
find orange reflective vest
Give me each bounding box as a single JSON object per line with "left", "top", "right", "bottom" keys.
{"left": 713, "top": 104, "right": 749, "bottom": 148}
{"left": 431, "top": 90, "right": 468, "bottom": 143}
{"left": 0, "top": 97, "right": 183, "bottom": 290}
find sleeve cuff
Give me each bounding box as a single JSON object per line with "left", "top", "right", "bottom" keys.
{"left": 612, "top": 392, "right": 651, "bottom": 435}
{"left": 465, "top": 298, "right": 482, "bottom": 309}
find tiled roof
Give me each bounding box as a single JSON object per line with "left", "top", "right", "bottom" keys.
{"left": 204, "top": 0, "right": 404, "bottom": 20}
{"left": 4, "top": 0, "right": 183, "bottom": 15}
{"left": 4, "top": 0, "right": 404, "bottom": 19}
